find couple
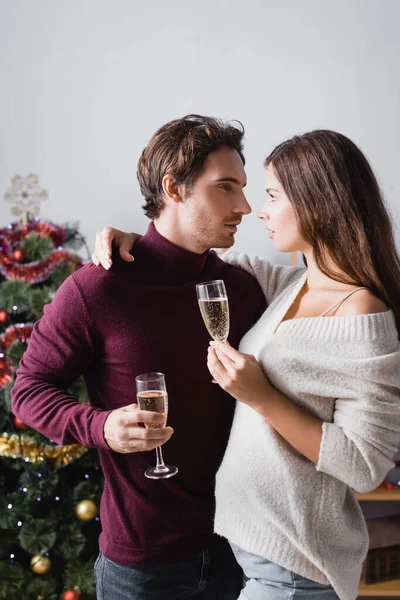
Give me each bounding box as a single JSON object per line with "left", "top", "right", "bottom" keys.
{"left": 12, "top": 115, "right": 400, "bottom": 600}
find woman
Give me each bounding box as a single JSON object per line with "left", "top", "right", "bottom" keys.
{"left": 93, "top": 130, "right": 400, "bottom": 600}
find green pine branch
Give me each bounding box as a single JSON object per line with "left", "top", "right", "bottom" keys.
{"left": 63, "top": 222, "right": 91, "bottom": 260}
{"left": 20, "top": 232, "right": 54, "bottom": 262}
{"left": 3, "top": 379, "right": 14, "bottom": 412}
{"left": 0, "top": 495, "right": 23, "bottom": 529}
{"left": 19, "top": 517, "right": 57, "bottom": 553}
{"left": 18, "top": 466, "right": 60, "bottom": 502}
{"left": 6, "top": 340, "right": 26, "bottom": 366}
{"left": 64, "top": 558, "right": 97, "bottom": 594}
{"left": 0, "top": 561, "right": 26, "bottom": 598}
{"left": 50, "top": 260, "right": 81, "bottom": 289}
{"left": 27, "top": 286, "right": 52, "bottom": 320}
{"left": 58, "top": 522, "right": 86, "bottom": 560}
{"left": 0, "top": 280, "right": 30, "bottom": 314}
{"left": 0, "top": 390, "right": 8, "bottom": 430}
{"left": 25, "top": 576, "right": 59, "bottom": 600}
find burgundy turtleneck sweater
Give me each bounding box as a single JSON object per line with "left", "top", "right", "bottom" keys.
{"left": 12, "top": 223, "right": 266, "bottom": 566}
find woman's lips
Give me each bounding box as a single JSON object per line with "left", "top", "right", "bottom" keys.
{"left": 266, "top": 226, "right": 275, "bottom": 238}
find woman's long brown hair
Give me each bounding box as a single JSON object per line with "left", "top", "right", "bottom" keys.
{"left": 265, "top": 130, "right": 400, "bottom": 334}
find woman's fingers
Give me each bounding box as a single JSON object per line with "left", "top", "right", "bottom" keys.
{"left": 101, "top": 227, "right": 116, "bottom": 256}
{"left": 94, "top": 231, "right": 112, "bottom": 269}
{"left": 93, "top": 228, "right": 131, "bottom": 270}
{"left": 100, "top": 227, "right": 116, "bottom": 269}
{"left": 207, "top": 348, "right": 225, "bottom": 381}
{"left": 120, "top": 248, "right": 135, "bottom": 262}
{"left": 210, "top": 341, "right": 246, "bottom": 367}
{"left": 96, "top": 229, "right": 138, "bottom": 268}
{"left": 118, "top": 233, "right": 137, "bottom": 263}
{"left": 208, "top": 347, "right": 237, "bottom": 384}
{"left": 209, "top": 344, "right": 236, "bottom": 370}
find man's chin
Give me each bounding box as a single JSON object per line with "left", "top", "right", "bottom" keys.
{"left": 211, "top": 235, "right": 235, "bottom": 250}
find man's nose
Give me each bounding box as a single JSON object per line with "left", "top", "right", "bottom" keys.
{"left": 234, "top": 193, "right": 252, "bottom": 215}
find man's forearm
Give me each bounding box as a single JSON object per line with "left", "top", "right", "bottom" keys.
{"left": 11, "top": 273, "right": 110, "bottom": 450}
{"left": 12, "top": 367, "right": 111, "bottom": 449}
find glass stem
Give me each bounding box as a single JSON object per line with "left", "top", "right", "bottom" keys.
{"left": 155, "top": 446, "right": 167, "bottom": 471}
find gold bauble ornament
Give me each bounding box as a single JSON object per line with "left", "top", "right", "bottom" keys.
{"left": 30, "top": 553, "right": 51, "bottom": 575}
{"left": 76, "top": 499, "right": 98, "bottom": 521}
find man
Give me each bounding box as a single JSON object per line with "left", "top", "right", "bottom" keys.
{"left": 12, "top": 115, "right": 266, "bottom": 599}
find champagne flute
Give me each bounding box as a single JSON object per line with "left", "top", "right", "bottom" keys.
{"left": 135, "top": 372, "right": 178, "bottom": 480}
{"left": 196, "top": 280, "right": 230, "bottom": 383}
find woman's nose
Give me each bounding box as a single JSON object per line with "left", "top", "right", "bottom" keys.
{"left": 257, "top": 212, "right": 269, "bottom": 221}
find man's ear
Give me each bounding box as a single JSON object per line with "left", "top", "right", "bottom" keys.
{"left": 162, "top": 174, "right": 183, "bottom": 205}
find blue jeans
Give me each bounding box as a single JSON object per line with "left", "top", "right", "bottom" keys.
{"left": 95, "top": 536, "right": 243, "bottom": 599}
{"left": 230, "top": 544, "right": 340, "bottom": 600}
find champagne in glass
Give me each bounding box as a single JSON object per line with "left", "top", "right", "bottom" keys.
{"left": 196, "top": 280, "right": 230, "bottom": 382}
{"left": 136, "top": 390, "right": 168, "bottom": 428}
{"left": 135, "top": 372, "right": 178, "bottom": 479}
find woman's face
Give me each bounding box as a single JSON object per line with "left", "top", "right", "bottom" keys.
{"left": 258, "top": 164, "right": 310, "bottom": 254}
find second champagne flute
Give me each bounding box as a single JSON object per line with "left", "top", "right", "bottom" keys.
{"left": 196, "top": 280, "right": 230, "bottom": 383}
{"left": 136, "top": 372, "right": 178, "bottom": 480}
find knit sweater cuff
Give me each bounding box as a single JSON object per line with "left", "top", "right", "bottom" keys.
{"left": 316, "top": 422, "right": 337, "bottom": 477}
{"left": 90, "top": 409, "right": 113, "bottom": 450}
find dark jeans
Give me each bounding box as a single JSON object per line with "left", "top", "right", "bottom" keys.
{"left": 95, "top": 536, "right": 243, "bottom": 599}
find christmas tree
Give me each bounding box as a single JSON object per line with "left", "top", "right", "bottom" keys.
{"left": 0, "top": 176, "right": 103, "bottom": 600}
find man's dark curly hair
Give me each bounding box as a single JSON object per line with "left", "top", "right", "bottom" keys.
{"left": 137, "top": 114, "right": 245, "bottom": 219}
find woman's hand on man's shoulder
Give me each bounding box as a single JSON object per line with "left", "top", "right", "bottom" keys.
{"left": 92, "top": 227, "right": 137, "bottom": 270}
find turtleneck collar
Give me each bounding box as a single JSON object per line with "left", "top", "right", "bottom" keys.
{"left": 133, "top": 222, "right": 211, "bottom": 283}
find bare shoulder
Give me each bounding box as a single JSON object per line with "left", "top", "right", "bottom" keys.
{"left": 337, "top": 289, "right": 388, "bottom": 317}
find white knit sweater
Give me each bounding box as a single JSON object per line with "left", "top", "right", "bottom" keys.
{"left": 216, "top": 253, "right": 400, "bottom": 600}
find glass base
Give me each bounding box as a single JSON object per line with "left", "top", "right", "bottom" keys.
{"left": 144, "top": 465, "right": 178, "bottom": 480}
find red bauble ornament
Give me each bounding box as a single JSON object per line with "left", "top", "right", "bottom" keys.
{"left": 0, "top": 362, "right": 12, "bottom": 387}
{"left": 383, "top": 480, "right": 395, "bottom": 490}
{"left": 0, "top": 309, "right": 8, "bottom": 324}
{"left": 13, "top": 416, "right": 28, "bottom": 431}
{"left": 0, "top": 324, "right": 33, "bottom": 389}
{"left": 62, "top": 590, "right": 80, "bottom": 600}
{"left": 12, "top": 248, "right": 26, "bottom": 263}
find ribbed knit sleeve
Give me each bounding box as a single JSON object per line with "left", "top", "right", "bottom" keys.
{"left": 11, "top": 274, "right": 111, "bottom": 449}
{"left": 222, "top": 252, "right": 304, "bottom": 304}
{"left": 316, "top": 336, "right": 400, "bottom": 492}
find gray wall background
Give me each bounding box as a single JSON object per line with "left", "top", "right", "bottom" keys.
{"left": 0, "top": 0, "right": 399, "bottom": 263}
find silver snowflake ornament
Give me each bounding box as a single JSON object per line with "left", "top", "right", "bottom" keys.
{"left": 4, "top": 174, "right": 48, "bottom": 216}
